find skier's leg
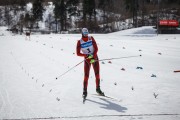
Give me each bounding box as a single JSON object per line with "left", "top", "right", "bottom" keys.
{"left": 93, "top": 60, "right": 104, "bottom": 95}
{"left": 92, "top": 60, "right": 100, "bottom": 89}
{"left": 83, "top": 60, "right": 91, "bottom": 92}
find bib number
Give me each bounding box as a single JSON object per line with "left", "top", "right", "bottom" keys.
{"left": 87, "top": 48, "right": 91, "bottom": 53}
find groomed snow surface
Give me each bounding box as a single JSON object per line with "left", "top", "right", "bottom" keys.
{"left": 0, "top": 26, "right": 180, "bottom": 120}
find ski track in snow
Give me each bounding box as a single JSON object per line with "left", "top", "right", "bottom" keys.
{"left": 2, "top": 113, "right": 180, "bottom": 120}
{"left": 0, "top": 88, "right": 5, "bottom": 114}
{"left": 5, "top": 89, "right": 14, "bottom": 117}
{"left": 0, "top": 88, "right": 14, "bottom": 118}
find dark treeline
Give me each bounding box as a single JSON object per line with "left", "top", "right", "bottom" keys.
{"left": 0, "top": 0, "right": 179, "bottom": 33}
{"left": 0, "top": 0, "right": 52, "bottom": 5}
{"left": 1, "top": 0, "right": 180, "bottom": 5}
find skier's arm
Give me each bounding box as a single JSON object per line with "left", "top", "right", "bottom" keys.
{"left": 76, "top": 40, "right": 86, "bottom": 57}
{"left": 91, "top": 36, "right": 98, "bottom": 58}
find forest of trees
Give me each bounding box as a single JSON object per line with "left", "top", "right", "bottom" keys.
{"left": 0, "top": 0, "right": 179, "bottom": 33}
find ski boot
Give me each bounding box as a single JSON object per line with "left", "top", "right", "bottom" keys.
{"left": 82, "top": 91, "right": 87, "bottom": 98}
{"left": 96, "top": 87, "right": 105, "bottom": 96}
{"left": 82, "top": 91, "right": 87, "bottom": 103}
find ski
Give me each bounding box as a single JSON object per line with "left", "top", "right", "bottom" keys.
{"left": 91, "top": 94, "right": 122, "bottom": 102}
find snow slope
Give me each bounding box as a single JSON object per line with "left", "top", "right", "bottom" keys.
{"left": 0, "top": 26, "right": 180, "bottom": 120}
{"left": 111, "top": 26, "right": 156, "bottom": 35}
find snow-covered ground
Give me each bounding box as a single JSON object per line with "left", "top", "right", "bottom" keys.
{"left": 0, "top": 26, "right": 180, "bottom": 120}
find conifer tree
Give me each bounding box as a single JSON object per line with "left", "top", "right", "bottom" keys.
{"left": 82, "top": 0, "right": 96, "bottom": 28}
{"left": 98, "top": 0, "right": 113, "bottom": 29}
{"left": 53, "top": 0, "right": 66, "bottom": 31}
{"left": 19, "top": 0, "right": 26, "bottom": 10}
{"left": 54, "top": 0, "right": 79, "bottom": 32}
{"left": 32, "top": 0, "right": 44, "bottom": 21}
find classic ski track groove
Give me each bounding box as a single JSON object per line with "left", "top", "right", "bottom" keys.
{"left": 5, "top": 89, "right": 14, "bottom": 117}
{"left": 0, "top": 88, "right": 5, "bottom": 114}
{"left": 3, "top": 113, "right": 180, "bottom": 120}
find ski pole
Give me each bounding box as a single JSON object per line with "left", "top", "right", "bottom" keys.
{"left": 56, "top": 60, "right": 84, "bottom": 80}
{"left": 55, "top": 55, "right": 141, "bottom": 80}
{"left": 96, "top": 55, "right": 142, "bottom": 62}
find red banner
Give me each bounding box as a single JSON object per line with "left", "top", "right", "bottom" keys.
{"left": 159, "top": 20, "right": 179, "bottom": 27}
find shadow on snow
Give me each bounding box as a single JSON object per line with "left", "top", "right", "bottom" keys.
{"left": 86, "top": 98, "right": 127, "bottom": 113}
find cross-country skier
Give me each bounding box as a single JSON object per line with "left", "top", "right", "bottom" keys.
{"left": 76, "top": 28, "right": 104, "bottom": 99}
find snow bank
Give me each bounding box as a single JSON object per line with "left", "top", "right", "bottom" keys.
{"left": 110, "top": 26, "right": 156, "bottom": 35}
{"left": 0, "top": 26, "right": 12, "bottom": 36}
